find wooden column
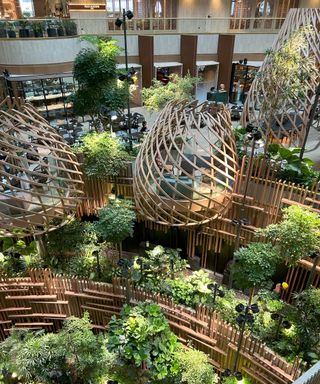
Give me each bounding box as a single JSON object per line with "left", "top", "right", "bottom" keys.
{"left": 138, "top": 35, "right": 154, "bottom": 88}
{"left": 217, "top": 34, "right": 235, "bottom": 92}
{"left": 181, "top": 35, "right": 198, "bottom": 77}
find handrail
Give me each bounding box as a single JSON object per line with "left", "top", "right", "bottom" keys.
{"left": 292, "top": 361, "right": 320, "bottom": 384}
{"left": 0, "top": 16, "right": 286, "bottom": 35}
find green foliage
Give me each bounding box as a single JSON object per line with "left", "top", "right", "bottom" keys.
{"left": 142, "top": 73, "right": 200, "bottom": 111}
{"left": 258, "top": 205, "right": 320, "bottom": 266}
{"left": 131, "top": 246, "right": 188, "bottom": 288}
{"left": 107, "top": 303, "right": 180, "bottom": 381}
{"left": 294, "top": 287, "right": 320, "bottom": 357}
{"left": 175, "top": 349, "right": 219, "bottom": 384}
{"left": 221, "top": 377, "right": 251, "bottom": 384}
{"left": 232, "top": 242, "right": 280, "bottom": 290}
{"left": 94, "top": 199, "right": 136, "bottom": 245}
{"left": 74, "top": 132, "right": 130, "bottom": 178}
{"left": 0, "top": 313, "right": 108, "bottom": 384}
{"left": 0, "top": 238, "right": 37, "bottom": 277}
{"left": 266, "top": 144, "right": 320, "bottom": 186}
{"left": 72, "top": 38, "right": 126, "bottom": 122}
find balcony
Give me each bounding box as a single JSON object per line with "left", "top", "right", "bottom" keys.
{"left": 73, "top": 16, "right": 286, "bottom": 35}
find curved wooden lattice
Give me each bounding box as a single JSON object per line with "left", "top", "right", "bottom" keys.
{"left": 0, "top": 98, "right": 83, "bottom": 237}
{"left": 242, "top": 8, "right": 320, "bottom": 146}
{"left": 133, "top": 100, "right": 239, "bottom": 227}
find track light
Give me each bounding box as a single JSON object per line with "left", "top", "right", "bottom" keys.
{"left": 115, "top": 18, "right": 122, "bottom": 27}
{"left": 125, "top": 10, "right": 134, "bottom": 19}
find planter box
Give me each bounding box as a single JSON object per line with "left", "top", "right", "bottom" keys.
{"left": 8, "top": 30, "right": 16, "bottom": 38}
{"left": 19, "top": 29, "right": 30, "bottom": 38}
{"left": 0, "top": 29, "right": 7, "bottom": 38}
{"left": 47, "top": 28, "right": 57, "bottom": 37}
{"left": 34, "top": 30, "right": 43, "bottom": 37}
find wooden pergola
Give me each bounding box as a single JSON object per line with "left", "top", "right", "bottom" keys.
{"left": 133, "top": 100, "right": 239, "bottom": 226}
{"left": 241, "top": 8, "right": 320, "bottom": 147}
{"left": 0, "top": 97, "right": 83, "bottom": 237}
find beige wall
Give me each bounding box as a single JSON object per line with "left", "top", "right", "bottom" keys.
{"left": 234, "top": 33, "right": 277, "bottom": 54}
{"left": 0, "top": 37, "right": 82, "bottom": 66}
{"left": 177, "top": 0, "right": 231, "bottom": 18}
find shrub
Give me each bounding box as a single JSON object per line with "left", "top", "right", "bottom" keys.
{"left": 175, "top": 349, "right": 219, "bottom": 384}
{"left": 0, "top": 314, "right": 108, "bottom": 384}
{"left": 74, "top": 132, "right": 130, "bottom": 178}
{"left": 107, "top": 303, "right": 179, "bottom": 382}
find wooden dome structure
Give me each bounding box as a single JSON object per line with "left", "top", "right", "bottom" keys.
{"left": 242, "top": 8, "right": 320, "bottom": 147}
{"left": 133, "top": 100, "right": 238, "bottom": 227}
{"left": 0, "top": 98, "right": 83, "bottom": 237}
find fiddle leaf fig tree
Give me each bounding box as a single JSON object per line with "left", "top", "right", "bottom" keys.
{"left": 258, "top": 205, "right": 320, "bottom": 266}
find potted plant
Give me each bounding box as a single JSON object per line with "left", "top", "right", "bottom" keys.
{"left": 18, "top": 19, "right": 30, "bottom": 38}
{"left": 31, "top": 21, "right": 44, "bottom": 37}
{"left": 57, "top": 20, "right": 65, "bottom": 36}
{"left": 46, "top": 19, "right": 57, "bottom": 37}
{"left": 7, "top": 23, "right": 16, "bottom": 38}
{"left": 0, "top": 21, "right": 7, "bottom": 38}
{"left": 62, "top": 19, "right": 77, "bottom": 36}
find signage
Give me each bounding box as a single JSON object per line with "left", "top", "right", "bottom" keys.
{"left": 68, "top": 4, "right": 106, "bottom": 10}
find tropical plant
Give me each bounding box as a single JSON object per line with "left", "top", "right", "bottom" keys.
{"left": 131, "top": 245, "right": 188, "bottom": 287}
{"left": 0, "top": 313, "right": 108, "bottom": 384}
{"left": 221, "top": 377, "right": 251, "bottom": 384}
{"left": 62, "top": 19, "right": 77, "bottom": 35}
{"left": 258, "top": 205, "right": 320, "bottom": 266}
{"left": 266, "top": 143, "right": 320, "bottom": 186}
{"left": 74, "top": 132, "right": 130, "bottom": 178}
{"left": 294, "top": 287, "right": 320, "bottom": 361}
{"left": 107, "top": 303, "right": 180, "bottom": 382}
{"left": 0, "top": 238, "right": 37, "bottom": 277}
{"left": 175, "top": 349, "right": 219, "bottom": 384}
{"left": 94, "top": 199, "right": 136, "bottom": 257}
{"left": 232, "top": 242, "right": 280, "bottom": 291}
{"left": 142, "top": 73, "right": 200, "bottom": 111}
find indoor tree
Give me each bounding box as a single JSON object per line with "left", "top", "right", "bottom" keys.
{"left": 258, "top": 205, "right": 320, "bottom": 287}
{"left": 232, "top": 242, "right": 280, "bottom": 300}
{"left": 94, "top": 199, "right": 136, "bottom": 257}
{"left": 142, "top": 73, "right": 200, "bottom": 111}
{"left": 72, "top": 37, "right": 126, "bottom": 130}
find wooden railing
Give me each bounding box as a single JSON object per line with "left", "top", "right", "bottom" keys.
{"left": 0, "top": 269, "right": 305, "bottom": 384}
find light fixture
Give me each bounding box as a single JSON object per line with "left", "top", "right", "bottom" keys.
{"left": 235, "top": 371, "right": 243, "bottom": 381}
{"left": 125, "top": 10, "right": 134, "bottom": 19}
{"left": 115, "top": 18, "right": 122, "bottom": 27}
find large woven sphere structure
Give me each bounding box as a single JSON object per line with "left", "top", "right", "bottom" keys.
{"left": 241, "top": 8, "right": 320, "bottom": 146}
{"left": 133, "top": 100, "right": 238, "bottom": 227}
{"left": 0, "top": 98, "right": 83, "bottom": 237}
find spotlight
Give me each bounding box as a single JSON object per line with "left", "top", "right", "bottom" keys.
{"left": 271, "top": 313, "right": 280, "bottom": 321}
{"left": 246, "top": 313, "right": 254, "bottom": 323}
{"left": 235, "top": 303, "right": 245, "bottom": 313}
{"left": 235, "top": 371, "right": 243, "bottom": 381}
{"left": 207, "top": 283, "right": 215, "bottom": 291}
{"left": 217, "top": 290, "right": 225, "bottom": 298}
{"left": 243, "top": 58, "right": 247, "bottom": 65}
{"left": 245, "top": 123, "right": 255, "bottom": 133}
{"left": 115, "top": 18, "right": 122, "bottom": 27}
{"left": 236, "top": 313, "right": 246, "bottom": 324}
{"left": 252, "top": 130, "right": 262, "bottom": 141}
{"left": 222, "top": 369, "right": 232, "bottom": 377}
{"left": 250, "top": 303, "right": 259, "bottom": 314}
{"left": 118, "top": 73, "right": 127, "bottom": 81}
{"left": 282, "top": 320, "right": 292, "bottom": 329}
{"left": 125, "top": 10, "right": 134, "bottom": 19}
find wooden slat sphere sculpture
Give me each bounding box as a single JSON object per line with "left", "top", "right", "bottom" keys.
{"left": 242, "top": 8, "right": 320, "bottom": 147}
{"left": 0, "top": 98, "right": 83, "bottom": 237}
{"left": 133, "top": 100, "right": 238, "bottom": 226}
